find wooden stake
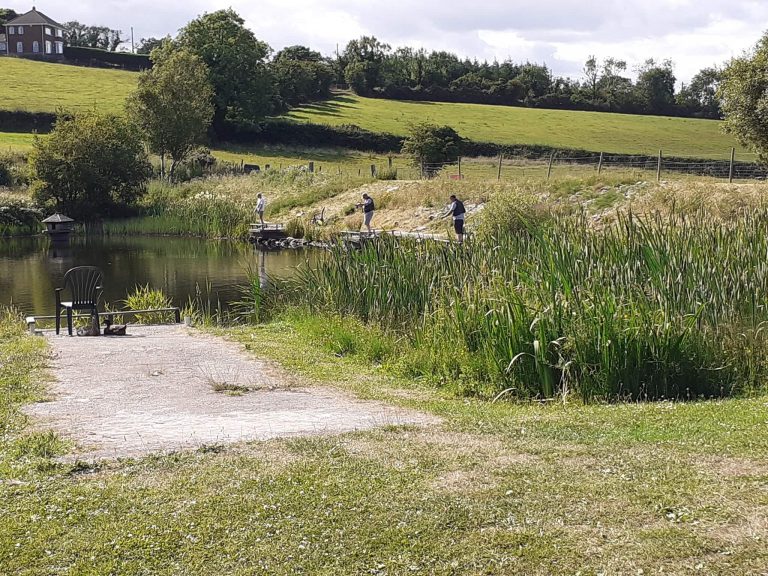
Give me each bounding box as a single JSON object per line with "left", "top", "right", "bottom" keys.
{"left": 729, "top": 147, "right": 735, "bottom": 183}
{"left": 656, "top": 149, "right": 662, "bottom": 182}
{"left": 547, "top": 152, "right": 554, "bottom": 180}
{"left": 597, "top": 152, "right": 603, "bottom": 175}
{"left": 458, "top": 156, "right": 462, "bottom": 179}
{"left": 497, "top": 153, "right": 503, "bottom": 180}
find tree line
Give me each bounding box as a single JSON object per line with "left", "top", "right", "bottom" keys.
{"left": 2, "top": 6, "right": 722, "bottom": 122}
{"left": 337, "top": 38, "right": 722, "bottom": 119}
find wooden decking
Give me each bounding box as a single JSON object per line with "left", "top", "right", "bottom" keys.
{"left": 248, "top": 223, "right": 287, "bottom": 242}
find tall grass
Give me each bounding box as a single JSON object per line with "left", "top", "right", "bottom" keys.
{"left": 278, "top": 204, "right": 768, "bottom": 401}
{"left": 101, "top": 170, "right": 371, "bottom": 239}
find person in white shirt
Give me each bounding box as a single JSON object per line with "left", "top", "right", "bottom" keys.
{"left": 255, "top": 193, "right": 266, "bottom": 227}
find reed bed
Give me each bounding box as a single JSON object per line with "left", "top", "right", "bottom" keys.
{"left": 101, "top": 170, "right": 371, "bottom": 239}
{"left": 279, "top": 204, "right": 768, "bottom": 401}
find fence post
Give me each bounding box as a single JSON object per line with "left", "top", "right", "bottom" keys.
{"left": 370, "top": 164, "right": 376, "bottom": 177}
{"left": 388, "top": 156, "right": 393, "bottom": 169}
{"left": 546, "top": 152, "right": 555, "bottom": 180}
{"left": 308, "top": 161, "right": 314, "bottom": 173}
{"left": 458, "top": 156, "right": 462, "bottom": 179}
{"left": 656, "top": 149, "right": 662, "bottom": 182}
{"left": 497, "top": 153, "right": 503, "bottom": 180}
{"left": 421, "top": 159, "right": 425, "bottom": 180}
{"left": 597, "top": 152, "right": 604, "bottom": 175}
{"left": 729, "top": 147, "right": 735, "bottom": 183}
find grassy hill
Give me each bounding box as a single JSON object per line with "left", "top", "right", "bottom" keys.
{"left": 284, "top": 93, "right": 747, "bottom": 160}
{"left": 0, "top": 59, "right": 748, "bottom": 160}
{"left": 0, "top": 57, "right": 136, "bottom": 113}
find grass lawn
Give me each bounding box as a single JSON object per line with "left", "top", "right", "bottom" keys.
{"left": 0, "top": 58, "right": 137, "bottom": 113}
{"left": 2, "top": 309, "right": 768, "bottom": 574}
{"left": 285, "top": 93, "right": 748, "bottom": 160}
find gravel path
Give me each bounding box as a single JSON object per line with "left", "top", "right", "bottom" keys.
{"left": 25, "top": 325, "right": 434, "bottom": 461}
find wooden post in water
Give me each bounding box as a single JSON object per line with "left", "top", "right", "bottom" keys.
{"left": 497, "top": 153, "right": 503, "bottom": 180}
{"left": 597, "top": 152, "right": 604, "bottom": 175}
{"left": 458, "top": 156, "right": 462, "bottom": 179}
{"left": 547, "top": 152, "right": 555, "bottom": 180}
{"left": 656, "top": 149, "right": 662, "bottom": 182}
{"left": 729, "top": 147, "right": 735, "bottom": 183}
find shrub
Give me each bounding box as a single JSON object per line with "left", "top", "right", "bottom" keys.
{"left": 123, "top": 285, "right": 175, "bottom": 324}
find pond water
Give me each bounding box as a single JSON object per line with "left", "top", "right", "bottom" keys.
{"left": 0, "top": 235, "right": 314, "bottom": 317}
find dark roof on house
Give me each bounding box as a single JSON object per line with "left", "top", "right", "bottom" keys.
{"left": 42, "top": 213, "right": 74, "bottom": 223}
{"left": 6, "top": 7, "right": 65, "bottom": 29}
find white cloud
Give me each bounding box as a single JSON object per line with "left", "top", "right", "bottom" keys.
{"left": 16, "top": 0, "right": 768, "bottom": 81}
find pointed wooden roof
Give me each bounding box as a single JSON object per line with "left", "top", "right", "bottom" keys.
{"left": 6, "top": 7, "right": 65, "bottom": 29}
{"left": 42, "top": 213, "right": 74, "bottom": 223}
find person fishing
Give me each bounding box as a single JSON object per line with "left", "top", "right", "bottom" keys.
{"left": 444, "top": 194, "right": 466, "bottom": 243}
{"left": 356, "top": 193, "right": 375, "bottom": 235}
{"left": 254, "top": 193, "right": 266, "bottom": 227}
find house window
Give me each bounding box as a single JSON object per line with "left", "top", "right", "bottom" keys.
{"left": 45, "top": 40, "right": 52, "bottom": 54}
{"left": 16, "top": 42, "right": 23, "bottom": 53}
{"left": 45, "top": 27, "right": 52, "bottom": 36}
{"left": 8, "top": 26, "right": 14, "bottom": 35}
{"left": 55, "top": 41, "right": 63, "bottom": 54}
{"left": 56, "top": 28, "right": 62, "bottom": 38}
{"left": 32, "top": 41, "right": 39, "bottom": 53}
{"left": 18, "top": 26, "right": 23, "bottom": 35}
{"left": 0, "top": 42, "right": 6, "bottom": 52}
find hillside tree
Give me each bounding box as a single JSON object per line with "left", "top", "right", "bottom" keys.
{"left": 63, "top": 21, "right": 124, "bottom": 51}
{"left": 177, "top": 9, "right": 273, "bottom": 130}
{"left": 720, "top": 32, "right": 768, "bottom": 162}
{"left": 126, "top": 47, "right": 214, "bottom": 180}
{"left": 30, "top": 112, "right": 151, "bottom": 221}
{"left": 136, "top": 36, "right": 168, "bottom": 55}
{"left": 401, "top": 122, "right": 463, "bottom": 176}
{"left": 635, "top": 59, "right": 676, "bottom": 114}
{"left": 0, "top": 8, "right": 18, "bottom": 27}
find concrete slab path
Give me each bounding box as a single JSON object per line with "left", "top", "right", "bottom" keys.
{"left": 25, "top": 325, "right": 434, "bottom": 461}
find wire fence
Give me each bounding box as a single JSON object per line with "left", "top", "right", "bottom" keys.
{"left": 227, "top": 148, "right": 768, "bottom": 184}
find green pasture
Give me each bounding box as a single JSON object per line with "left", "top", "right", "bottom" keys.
{"left": 285, "top": 93, "right": 749, "bottom": 160}
{"left": 0, "top": 59, "right": 750, "bottom": 160}
{"left": 0, "top": 58, "right": 137, "bottom": 113}
{"left": 0, "top": 132, "right": 35, "bottom": 152}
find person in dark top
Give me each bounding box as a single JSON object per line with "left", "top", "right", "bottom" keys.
{"left": 445, "top": 194, "right": 466, "bottom": 243}
{"left": 356, "top": 193, "right": 375, "bottom": 234}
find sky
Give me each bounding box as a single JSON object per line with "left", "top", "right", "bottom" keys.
{"left": 14, "top": 0, "right": 768, "bottom": 83}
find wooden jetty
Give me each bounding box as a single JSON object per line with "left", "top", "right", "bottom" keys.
{"left": 248, "top": 223, "right": 287, "bottom": 243}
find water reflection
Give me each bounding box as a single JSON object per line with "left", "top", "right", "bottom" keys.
{"left": 0, "top": 235, "right": 312, "bottom": 316}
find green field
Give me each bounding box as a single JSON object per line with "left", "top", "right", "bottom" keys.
{"left": 0, "top": 131, "right": 35, "bottom": 151}
{"left": 0, "top": 59, "right": 749, "bottom": 160}
{"left": 285, "top": 93, "right": 748, "bottom": 160}
{"left": 0, "top": 58, "right": 136, "bottom": 113}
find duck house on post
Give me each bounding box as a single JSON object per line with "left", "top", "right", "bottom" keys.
{"left": 42, "top": 213, "right": 75, "bottom": 243}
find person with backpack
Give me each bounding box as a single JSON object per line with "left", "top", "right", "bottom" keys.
{"left": 445, "top": 194, "right": 466, "bottom": 243}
